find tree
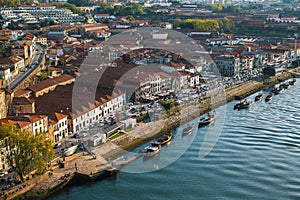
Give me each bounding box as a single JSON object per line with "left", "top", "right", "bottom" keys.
{"left": 39, "top": 70, "right": 51, "bottom": 81}
{"left": 212, "top": 3, "right": 223, "bottom": 12}
{"left": 218, "top": 18, "right": 235, "bottom": 33}
{"left": 185, "top": 19, "right": 220, "bottom": 31}
{"left": 127, "top": 15, "right": 135, "bottom": 21}
{"left": 132, "top": 3, "right": 143, "bottom": 15}
{"left": 144, "top": 7, "right": 154, "bottom": 15}
{"left": 120, "top": 6, "right": 134, "bottom": 16}
{"left": 159, "top": 100, "right": 175, "bottom": 111}
{"left": 67, "top": 0, "right": 88, "bottom": 7}
{"left": 0, "top": 124, "right": 54, "bottom": 182}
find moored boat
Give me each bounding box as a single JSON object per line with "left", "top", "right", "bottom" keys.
{"left": 265, "top": 92, "right": 274, "bottom": 102}
{"left": 234, "top": 99, "right": 252, "bottom": 110}
{"left": 280, "top": 82, "right": 291, "bottom": 89}
{"left": 198, "top": 111, "right": 216, "bottom": 127}
{"left": 289, "top": 79, "right": 296, "bottom": 85}
{"left": 254, "top": 93, "right": 263, "bottom": 101}
{"left": 152, "top": 133, "right": 173, "bottom": 146}
{"left": 142, "top": 143, "right": 160, "bottom": 157}
{"left": 182, "top": 123, "right": 194, "bottom": 136}
{"left": 271, "top": 87, "right": 283, "bottom": 95}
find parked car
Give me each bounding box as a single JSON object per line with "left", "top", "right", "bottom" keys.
{"left": 54, "top": 142, "right": 62, "bottom": 149}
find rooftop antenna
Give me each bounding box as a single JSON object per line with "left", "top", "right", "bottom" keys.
{"left": 294, "top": 33, "right": 298, "bottom": 61}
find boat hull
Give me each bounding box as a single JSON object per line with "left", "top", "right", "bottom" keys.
{"left": 198, "top": 118, "right": 215, "bottom": 127}
{"left": 255, "top": 96, "right": 262, "bottom": 101}
{"left": 152, "top": 135, "right": 172, "bottom": 146}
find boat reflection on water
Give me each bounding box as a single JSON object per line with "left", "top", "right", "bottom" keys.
{"left": 182, "top": 123, "right": 194, "bottom": 137}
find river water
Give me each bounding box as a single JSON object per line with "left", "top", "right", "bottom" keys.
{"left": 50, "top": 80, "right": 300, "bottom": 200}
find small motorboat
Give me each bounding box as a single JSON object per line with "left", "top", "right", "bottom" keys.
{"left": 234, "top": 99, "right": 252, "bottom": 110}
{"left": 182, "top": 123, "right": 194, "bottom": 136}
{"left": 289, "top": 79, "right": 296, "bottom": 85}
{"left": 265, "top": 92, "right": 274, "bottom": 102}
{"left": 142, "top": 143, "right": 160, "bottom": 157}
{"left": 280, "top": 82, "right": 290, "bottom": 89}
{"left": 271, "top": 87, "right": 283, "bottom": 95}
{"left": 143, "top": 146, "right": 160, "bottom": 157}
{"left": 198, "top": 111, "right": 216, "bottom": 128}
{"left": 254, "top": 93, "right": 263, "bottom": 101}
{"left": 152, "top": 133, "right": 173, "bottom": 146}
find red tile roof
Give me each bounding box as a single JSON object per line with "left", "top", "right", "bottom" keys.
{"left": 28, "top": 74, "right": 75, "bottom": 93}
{"left": 14, "top": 89, "right": 32, "bottom": 97}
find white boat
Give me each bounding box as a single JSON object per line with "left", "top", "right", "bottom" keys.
{"left": 64, "top": 145, "right": 78, "bottom": 157}
{"left": 142, "top": 146, "right": 160, "bottom": 157}
{"left": 198, "top": 111, "right": 216, "bottom": 127}
{"left": 142, "top": 142, "right": 160, "bottom": 157}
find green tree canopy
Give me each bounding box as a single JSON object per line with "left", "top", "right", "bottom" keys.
{"left": 184, "top": 19, "right": 220, "bottom": 31}
{"left": 0, "top": 0, "right": 20, "bottom": 7}
{"left": 132, "top": 3, "right": 143, "bottom": 15}
{"left": 175, "top": 18, "right": 234, "bottom": 33}
{"left": 126, "top": 15, "right": 135, "bottom": 21}
{"left": 212, "top": 3, "right": 223, "bottom": 12}
{"left": 159, "top": 100, "right": 175, "bottom": 111}
{"left": 95, "top": 3, "right": 144, "bottom": 16}
{"left": 67, "top": 0, "right": 89, "bottom": 7}
{"left": 120, "top": 6, "right": 134, "bottom": 16}
{"left": 217, "top": 17, "right": 235, "bottom": 33}
{"left": 0, "top": 124, "right": 54, "bottom": 182}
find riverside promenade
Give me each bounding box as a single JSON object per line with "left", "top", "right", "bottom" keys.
{"left": 3, "top": 68, "right": 297, "bottom": 200}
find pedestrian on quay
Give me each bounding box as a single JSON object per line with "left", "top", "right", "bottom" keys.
{"left": 75, "top": 163, "right": 77, "bottom": 171}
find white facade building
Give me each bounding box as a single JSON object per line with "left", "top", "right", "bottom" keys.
{"left": 70, "top": 93, "right": 126, "bottom": 133}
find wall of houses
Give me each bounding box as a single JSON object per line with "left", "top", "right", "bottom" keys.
{"left": 214, "top": 55, "right": 240, "bottom": 77}
{"left": 52, "top": 117, "right": 68, "bottom": 142}
{"left": 31, "top": 116, "right": 48, "bottom": 135}
{"left": 70, "top": 94, "right": 125, "bottom": 133}
{"left": 12, "top": 102, "right": 34, "bottom": 114}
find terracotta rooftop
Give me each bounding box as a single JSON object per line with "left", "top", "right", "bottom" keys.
{"left": 0, "top": 115, "right": 47, "bottom": 128}
{"left": 0, "top": 36, "right": 10, "bottom": 41}
{"left": 14, "top": 89, "right": 32, "bottom": 97}
{"left": 9, "top": 55, "right": 24, "bottom": 64}
{"left": 27, "top": 74, "right": 75, "bottom": 93}
{"left": 47, "top": 112, "right": 68, "bottom": 123}
{"left": 0, "top": 120, "right": 32, "bottom": 129}
{"left": 32, "top": 79, "right": 123, "bottom": 119}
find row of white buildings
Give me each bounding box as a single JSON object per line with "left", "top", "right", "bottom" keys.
{"left": 0, "top": 5, "right": 85, "bottom": 25}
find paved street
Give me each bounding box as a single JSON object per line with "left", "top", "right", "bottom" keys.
{"left": 9, "top": 44, "right": 46, "bottom": 90}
